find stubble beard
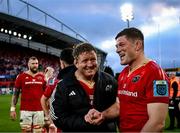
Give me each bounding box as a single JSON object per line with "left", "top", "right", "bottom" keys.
{"left": 30, "top": 67, "right": 38, "bottom": 74}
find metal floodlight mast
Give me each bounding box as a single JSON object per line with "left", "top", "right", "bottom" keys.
{"left": 120, "top": 3, "right": 134, "bottom": 28}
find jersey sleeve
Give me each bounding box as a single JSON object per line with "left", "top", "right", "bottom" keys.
{"left": 145, "top": 64, "right": 170, "bottom": 104}
{"left": 14, "top": 73, "right": 22, "bottom": 90}
{"left": 44, "top": 78, "right": 59, "bottom": 98}
{"left": 44, "top": 85, "right": 53, "bottom": 98}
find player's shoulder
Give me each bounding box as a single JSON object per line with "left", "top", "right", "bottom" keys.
{"left": 17, "top": 71, "right": 27, "bottom": 77}
{"left": 47, "top": 78, "right": 58, "bottom": 85}
{"left": 37, "top": 71, "right": 44, "bottom": 76}
{"left": 146, "top": 60, "right": 168, "bottom": 79}
{"left": 145, "top": 60, "right": 161, "bottom": 71}
{"left": 15, "top": 72, "right": 28, "bottom": 81}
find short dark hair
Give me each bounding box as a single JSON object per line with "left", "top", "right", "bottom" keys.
{"left": 104, "top": 66, "right": 114, "bottom": 77}
{"left": 28, "top": 56, "right": 38, "bottom": 62}
{"left": 73, "top": 42, "right": 97, "bottom": 59}
{"left": 60, "top": 48, "right": 74, "bottom": 65}
{"left": 115, "top": 27, "right": 144, "bottom": 42}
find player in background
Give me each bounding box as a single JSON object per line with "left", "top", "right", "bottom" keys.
{"left": 42, "top": 67, "right": 58, "bottom": 133}
{"left": 10, "top": 56, "right": 47, "bottom": 132}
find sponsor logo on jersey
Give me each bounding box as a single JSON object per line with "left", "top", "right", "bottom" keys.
{"left": 48, "top": 78, "right": 55, "bottom": 85}
{"left": 89, "top": 95, "right": 94, "bottom": 105}
{"left": 37, "top": 76, "right": 43, "bottom": 80}
{"left": 25, "top": 81, "right": 43, "bottom": 85}
{"left": 153, "top": 80, "right": 168, "bottom": 97}
{"left": 118, "top": 90, "right": 138, "bottom": 97}
{"left": 105, "top": 84, "right": 113, "bottom": 91}
{"left": 132, "top": 75, "right": 140, "bottom": 83}
{"left": 69, "top": 90, "right": 76, "bottom": 96}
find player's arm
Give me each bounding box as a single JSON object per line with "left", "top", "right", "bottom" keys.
{"left": 41, "top": 95, "right": 50, "bottom": 118}
{"left": 89, "top": 77, "right": 119, "bottom": 125}
{"left": 141, "top": 102, "right": 168, "bottom": 132}
{"left": 41, "top": 94, "right": 51, "bottom": 126}
{"left": 102, "top": 76, "right": 119, "bottom": 120}
{"left": 85, "top": 98, "right": 119, "bottom": 125}
{"left": 44, "top": 67, "right": 54, "bottom": 82}
{"left": 102, "top": 98, "right": 119, "bottom": 119}
{"left": 10, "top": 88, "right": 20, "bottom": 120}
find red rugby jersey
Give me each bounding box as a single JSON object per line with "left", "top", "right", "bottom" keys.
{"left": 79, "top": 80, "right": 94, "bottom": 106}
{"left": 15, "top": 72, "right": 46, "bottom": 111}
{"left": 118, "top": 61, "right": 169, "bottom": 132}
{"left": 44, "top": 78, "right": 59, "bottom": 98}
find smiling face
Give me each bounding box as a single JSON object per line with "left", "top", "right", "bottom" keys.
{"left": 115, "top": 35, "right": 137, "bottom": 65}
{"left": 74, "top": 50, "right": 98, "bottom": 80}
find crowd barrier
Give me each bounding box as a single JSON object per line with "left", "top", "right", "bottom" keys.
{"left": 0, "top": 75, "right": 15, "bottom": 95}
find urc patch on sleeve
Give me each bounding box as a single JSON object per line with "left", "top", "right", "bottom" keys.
{"left": 153, "top": 80, "right": 168, "bottom": 97}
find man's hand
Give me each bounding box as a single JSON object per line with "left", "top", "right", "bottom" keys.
{"left": 10, "top": 111, "right": 17, "bottom": 121}
{"left": 84, "top": 109, "right": 105, "bottom": 125}
{"left": 44, "top": 67, "right": 54, "bottom": 82}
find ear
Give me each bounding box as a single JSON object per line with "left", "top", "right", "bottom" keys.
{"left": 135, "top": 40, "right": 142, "bottom": 51}
{"left": 59, "top": 60, "right": 63, "bottom": 69}
{"left": 74, "top": 59, "right": 78, "bottom": 68}
{"left": 27, "top": 61, "right": 30, "bottom": 68}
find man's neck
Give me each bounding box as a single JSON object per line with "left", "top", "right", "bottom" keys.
{"left": 128, "top": 55, "right": 150, "bottom": 76}
{"left": 26, "top": 70, "right": 38, "bottom": 77}
{"left": 75, "top": 70, "right": 95, "bottom": 86}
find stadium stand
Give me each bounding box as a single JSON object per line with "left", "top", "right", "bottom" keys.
{"left": 0, "top": 0, "right": 107, "bottom": 94}
{"left": 0, "top": 42, "right": 59, "bottom": 94}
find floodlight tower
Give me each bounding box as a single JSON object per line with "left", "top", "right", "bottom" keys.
{"left": 120, "top": 3, "right": 134, "bottom": 28}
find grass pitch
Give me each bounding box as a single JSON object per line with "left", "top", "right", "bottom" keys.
{"left": 0, "top": 94, "right": 21, "bottom": 132}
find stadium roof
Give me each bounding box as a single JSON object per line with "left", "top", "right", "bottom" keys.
{"left": 0, "top": 12, "right": 82, "bottom": 49}
{"left": 0, "top": 0, "right": 107, "bottom": 68}
{"left": 0, "top": 12, "right": 107, "bottom": 56}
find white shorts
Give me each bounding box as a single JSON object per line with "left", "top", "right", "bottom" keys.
{"left": 20, "top": 111, "right": 44, "bottom": 129}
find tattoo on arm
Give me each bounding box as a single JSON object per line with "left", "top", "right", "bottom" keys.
{"left": 11, "top": 88, "right": 20, "bottom": 107}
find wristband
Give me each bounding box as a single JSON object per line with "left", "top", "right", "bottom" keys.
{"left": 10, "top": 106, "right": 16, "bottom": 112}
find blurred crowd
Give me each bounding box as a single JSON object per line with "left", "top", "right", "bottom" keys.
{"left": 0, "top": 42, "right": 59, "bottom": 94}
{"left": 0, "top": 42, "right": 59, "bottom": 77}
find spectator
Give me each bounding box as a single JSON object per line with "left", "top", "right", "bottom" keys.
{"left": 166, "top": 72, "right": 180, "bottom": 130}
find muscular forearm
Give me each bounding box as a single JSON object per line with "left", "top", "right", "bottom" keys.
{"left": 11, "top": 94, "right": 19, "bottom": 107}
{"left": 141, "top": 119, "right": 165, "bottom": 132}
{"left": 41, "top": 95, "right": 49, "bottom": 116}
{"left": 102, "top": 101, "right": 119, "bottom": 119}
{"left": 10, "top": 89, "right": 20, "bottom": 120}
{"left": 141, "top": 103, "right": 168, "bottom": 132}
{"left": 11, "top": 88, "right": 20, "bottom": 107}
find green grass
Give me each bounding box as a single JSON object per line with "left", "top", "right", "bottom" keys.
{"left": 0, "top": 95, "right": 180, "bottom": 132}
{"left": 164, "top": 111, "right": 180, "bottom": 132}
{"left": 0, "top": 94, "right": 21, "bottom": 132}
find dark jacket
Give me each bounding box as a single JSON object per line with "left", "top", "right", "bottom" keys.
{"left": 51, "top": 69, "right": 118, "bottom": 132}
{"left": 57, "top": 65, "right": 76, "bottom": 80}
